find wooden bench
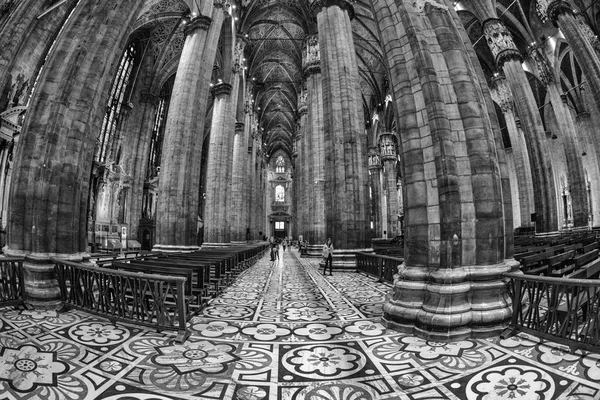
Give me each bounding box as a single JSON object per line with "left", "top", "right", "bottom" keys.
{"left": 547, "top": 250, "right": 577, "bottom": 277}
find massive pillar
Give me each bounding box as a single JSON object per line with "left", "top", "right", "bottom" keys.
{"left": 479, "top": 16, "right": 557, "bottom": 232}
{"left": 303, "top": 33, "right": 327, "bottom": 256}
{"left": 530, "top": 47, "right": 589, "bottom": 228}
{"left": 230, "top": 37, "right": 249, "bottom": 243}
{"left": 203, "top": 79, "right": 237, "bottom": 244}
{"left": 155, "top": 4, "right": 225, "bottom": 251}
{"left": 315, "top": 0, "right": 371, "bottom": 260}
{"left": 374, "top": 0, "right": 516, "bottom": 340}
{"left": 296, "top": 88, "right": 309, "bottom": 244}
{"left": 5, "top": 0, "right": 145, "bottom": 307}
{"left": 379, "top": 132, "right": 399, "bottom": 238}
{"left": 537, "top": 1, "right": 600, "bottom": 114}
{"left": 490, "top": 76, "right": 535, "bottom": 228}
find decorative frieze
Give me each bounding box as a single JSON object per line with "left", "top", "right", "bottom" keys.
{"left": 482, "top": 19, "right": 522, "bottom": 67}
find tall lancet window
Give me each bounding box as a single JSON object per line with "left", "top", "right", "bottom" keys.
{"left": 275, "top": 156, "right": 285, "bottom": 173}
{"left": 95, "top": 42, "right": 138, "bottom": 163}
{"left": 147, "top": 76, "right": 174, "bottom": 179}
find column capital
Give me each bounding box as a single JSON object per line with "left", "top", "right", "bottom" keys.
{"left": 139, "top": 92, "right": 160, "bottom": 106}
{"left": 368, "top": 146, "right": 382, "bottom": 170}
{"left": 528, "top": 47, "right": 555, "bottom": 85}
{"left": 303, "top": 34, "right": 321, "bottom": 76}
{"left": 482, "top": 18, "right": 522, "bottom": 68}
{"left": 490, "top": 75, "right": 514, "bottom": 113}
{"left": 312, "top": 0, "right": 355, "bottom": 20}
{"left": 213, "top": 0, "right": 231, "bottom": 9}
{"left": 183, "top": 15, "right": 212, "bottom": 36}
{"left": 537, "top": 0, "right": 572, "bottom": 27}
{"left": 378, "top": 132, "right": 397, "bottom": 162}
{"left": 210, "top": 82, "right": 233, "bottom": 97}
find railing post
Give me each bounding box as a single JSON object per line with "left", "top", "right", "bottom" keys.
{"left": 378, "top": 258, "right": 384, "bottom": 282}
{"left": 174, "top": 280, "right": 190, "bottom": 344}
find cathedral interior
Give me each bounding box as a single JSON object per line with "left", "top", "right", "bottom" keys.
{"left": 2, "top": 0, "right": 600, "bottom": 398}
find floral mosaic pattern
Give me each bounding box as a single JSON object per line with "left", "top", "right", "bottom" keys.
{"left": 0, "top": 250, "right": 597, "bottom": 399}
{"left": 0, "top": 345, "right": 68, "bottom": 392}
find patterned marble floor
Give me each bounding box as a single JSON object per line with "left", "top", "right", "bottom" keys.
{"left": 1, "top": 249, "right": 600, "bottom": 399}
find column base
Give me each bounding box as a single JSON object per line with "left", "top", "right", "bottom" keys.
{"left": 317, "top": 248, "right": 373, "bottom": 271}
{"left": 152, "top": 244, "right": 200, "bottom": 252}
{"left": 383, "top": 259, "right": 520, "bottom": 340}
{"left": 3, "top": 248, "right": 88, "bottom": 310}
{"left": 230, "top": 241, "right": 248, "bottom": 245}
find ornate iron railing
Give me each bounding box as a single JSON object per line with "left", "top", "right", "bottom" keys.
{"left": 503, "top": 272, "right": 600, "bottom": 352}
{"left": 55, "top": 259, "right": 190, "bottom": 343}
{"left": 355, "top": 252, "right": 403, "bottom": 283}
{"left": 0, "top": 257, "right": 25, "bottom": 306}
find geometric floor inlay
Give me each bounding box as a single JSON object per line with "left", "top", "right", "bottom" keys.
{"left": 1, "top": 248, "right": 600, "bottom": 399}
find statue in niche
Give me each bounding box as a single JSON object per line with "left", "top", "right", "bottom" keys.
{"left": 9, "top": 74, "right": 29, "bottom": 107}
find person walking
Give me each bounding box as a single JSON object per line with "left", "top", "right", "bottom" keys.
{"left": 270, "top": 237, "right": 276, "bottom": 261}
{"left": 282, "top": 239, "right": 287, "bottom": 252}
{"left": 322, "top": 238, "right": 334, "bottom": 276}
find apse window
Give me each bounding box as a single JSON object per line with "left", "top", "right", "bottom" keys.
{"left": 276, "top": 156, "right": 285, "bottom": 173}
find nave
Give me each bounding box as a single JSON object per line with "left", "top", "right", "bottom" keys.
{"left": 1, "top": 249, "right": 600, "bottom": 399}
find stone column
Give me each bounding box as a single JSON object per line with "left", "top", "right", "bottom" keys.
{"left": 530, "top": 46, "right": 589, "bottom": 227}
{"left": 123, "top": 92, "right": 159, "bottom": 242}
{"left": 374, "top": 0, "right": 516, "bottom": 340}
{"left": 155, "top": 6, "right": 225, "bottom": 251}
{"left": 230, "top": 37, "right": 249, "bottom": 243}
{"left": 379, "top": 132, "right": 399, "bottom": 238}
{"left": 297, "top": 89, "right": 309, "bottom": 244}
{"left": 5, "top": 0, "right": 145, "bottom": 308}
{"left": 203, "top": 79, "right": 237, "bottom": 244}
{"left": 536, "top": 1, "right": 600, "bottom": 114}
{"left": 303, "top": 33, "right": 327, "bottom": 256}
{"left": 490, "top": 76, "right": 535, "bottom": 228}
{"left": 481, "top": 17, "right": 557, "bottom": 232}
{"left": 230, "top": 121, "right": 246, "bottom": 242}
{"left": 576, "top": 111, "right": 600, "bottom": 225}
{"left": 315, "top": 0, "right": 371, "bottom": 257}
{"left": 368, "top": 146, "right": 383, "bottom": 237}
{"left": 291, "top": 134, "right": 298, "bottom": 240}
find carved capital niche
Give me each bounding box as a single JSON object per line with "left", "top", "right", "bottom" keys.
{"left": 482, "top": 19, "right": 522, "bottom": 68}
{"left": 491, "top": 76, "right": 514, "bottom": 113}
{"left": 528, "top": 48, "right": 554, "bottom": 85}
{"left": 368, "top": 146, "right": 382, "bottom": 170}
{"left": 302, "top": 34, "right": 321, "bottom": 76}
{"left": 411, "top": 0, "right": 448, "bottom": 13}
{"left": 378, "top": 132, "right": 397, "bottom": 162}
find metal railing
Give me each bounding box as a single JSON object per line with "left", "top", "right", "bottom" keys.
{"left": 55, "top": 259, "right": 190, "bottom": 343}
{"left": 503, "top": 272, "right": 600, "bottom": 352}
{"left": 355, "top": 252, "right": 403, "bottom": 283}
{"left": 0, "top": 257, "right": 25, "bottom": 306}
